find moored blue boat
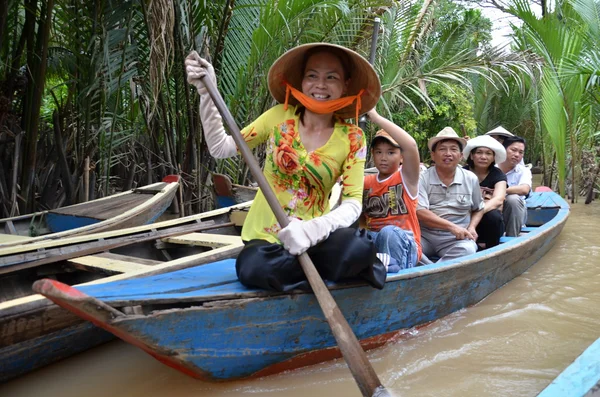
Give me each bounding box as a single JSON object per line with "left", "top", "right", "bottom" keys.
{"left": 537, "top": 337, "right": 600, "bottom": 397}
{"left": 0, "top": 175, "right": 180, "bottom": 248}
{"left": 33, "top": 191, "right": 570, "bottom": 382}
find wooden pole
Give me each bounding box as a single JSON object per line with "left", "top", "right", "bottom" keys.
{"left": 10, "top": 132, "right": 23, "bottom": 217}
{"left": 83, "top": 156, "right": 90, "bottom": 202}
{"left": 178, "top": 164, "right": 185, "bottom": 217}
{"left": 201, "top": 77, "right": 392, "bottom": 397}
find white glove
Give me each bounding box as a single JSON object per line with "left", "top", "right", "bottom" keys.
{"left": 278, "top": 218, "right": 313, "bottom": 256}
{"left": 185, "top": 52, "right": 237, "bottom": 158}
{"left": 277, "top": 199, "right": 361, "bottom": 256}
{"left": 185, "top": 51, "right": 217, "bottom": 95}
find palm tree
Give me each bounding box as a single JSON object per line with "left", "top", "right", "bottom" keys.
{"left": 373, "top": 1, "right": 534, "bottom": 154}
{"left": 507, "top": 0, "right": 600, "bottom": 200}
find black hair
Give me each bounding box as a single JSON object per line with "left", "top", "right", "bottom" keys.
{"left": 371, "top": 136, "right": 401, "bottom": 150}
{"left": 466, "top": 146, "right": 497, "bottom": 171}
{"left": 302, "top": 46, "right": 352, "bottom": 81}
{"left": 502, "top": 135, "right": 526, "bottom": 149}
{"left": 432, "top": 139, "right": 463, "bottom": 152}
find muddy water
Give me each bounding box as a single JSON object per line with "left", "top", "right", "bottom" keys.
{"left": 2, "top": 202, "right": 600, "bottom": 397}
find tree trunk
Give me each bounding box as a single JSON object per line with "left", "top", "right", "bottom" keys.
{"left": 585, "top": 164, "right": 599, "bottom": 204}
{"left": 20, "top": 0, "right": 56, "bottom": 212}
{"left": 0, "top": 0, "right": 8, "bottom": 50}
{"left": 570, "top": 126, "right": 577, "bottom": 203}
{"left": 53, "top": 111, "right": 75, "bottom": 205}
{"left": 10, "top": 132, "right": 23, "bottom": 216}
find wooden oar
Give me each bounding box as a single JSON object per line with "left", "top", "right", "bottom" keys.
{"left": 201, "top": 77, "right": 393, "bottom": 397}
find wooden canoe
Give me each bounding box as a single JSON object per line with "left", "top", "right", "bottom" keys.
{"left": 32, "top": 191, "right": 570, "bottom": 382}
{"left": 0, "top": 175, "right": 180, "bottom": 248}
{"left": 0, "top": 200, "right": 253, "bottom": 383}
{"left": 537, "top": 337, "right": 600, "bottom": 397}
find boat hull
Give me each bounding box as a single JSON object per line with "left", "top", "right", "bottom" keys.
{"left": 537, "top": 337, "right": 600, "bottom": 397}
{"left": 0, "top": 176, "right": 179, "bottom": 247}
{"left": 34, "top": 192, "right": 570, "bottom": 382}
{"left": 0, "top": 202, "right": 250, "bottom": 383}
{"left": 0, "top": 322, "right": 112, "bottom": 382}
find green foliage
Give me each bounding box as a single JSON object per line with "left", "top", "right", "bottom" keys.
{"left": 506, "top": 0, "right": 598, "bottom": 199}
{"left": 392, "top": 83, "right": 476, "bottom": 161}
{"left": 0, "top": 0, "right": 555, "bottom": 214}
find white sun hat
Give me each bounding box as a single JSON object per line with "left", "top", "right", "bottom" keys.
{"left": 485, "top": 126, "right": 514, "bottom": 139}
{"left": 463, "top": 135, "right": 507, "bottom": 164}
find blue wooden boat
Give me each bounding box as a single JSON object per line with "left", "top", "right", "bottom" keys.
{"left": 0, "top": 200, "right": 252, "bottom": 383}
{"left": 537, "top": 337, "right": 600, "bottom": 397}
{"left": 0, "top": 175, "right": 180, "bottom": 248}
{"left": 32, "top": 191, "right": 569, "bottom": 382}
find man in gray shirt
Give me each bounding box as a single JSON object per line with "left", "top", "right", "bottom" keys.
{"left": 417, "top": 127, "right": 484, "bottom": 262}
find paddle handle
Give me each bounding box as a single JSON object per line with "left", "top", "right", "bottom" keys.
{"left": 201, "top": 77, "right": 388, "bottom": 397}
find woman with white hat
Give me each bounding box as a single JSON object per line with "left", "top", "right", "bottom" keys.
{"left": 463, "top": 135, "right": 507, "bottom": 248}
{"left": 185, "top": 44, "right": 385, "bottom": 291}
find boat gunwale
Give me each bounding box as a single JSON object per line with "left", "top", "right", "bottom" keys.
{"left": 86, "top": 194, "right": 570, "bottom": 309}
{"left": 0, "top": 199, "right": 251, "bottom": 257}
{"left": 0, "top": 202, "right": 253, "bottom": 314}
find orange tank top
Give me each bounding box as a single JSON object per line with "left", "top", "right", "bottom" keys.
{"left": 363, "top": 171, "right": 422, "bottom": 259}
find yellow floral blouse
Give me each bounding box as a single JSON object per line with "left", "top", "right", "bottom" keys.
{"left": 239, "top": 104, "right": 367, "bottom": 243}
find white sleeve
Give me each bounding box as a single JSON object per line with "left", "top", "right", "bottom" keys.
{"left": 301, "top": 199, "right": 362, "bottom": 245}
{"left": 198, "top": 92, "right": 238, "bottom": 159}
{"left": 519, "top": 167, "right": 533, "bottom": 189}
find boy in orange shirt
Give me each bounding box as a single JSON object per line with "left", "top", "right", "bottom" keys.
{"left": 363, "top": 108, "right": 422, "bottom": 271}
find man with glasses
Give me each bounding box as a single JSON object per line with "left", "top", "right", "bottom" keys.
{"left": 417, "top": 127, "right": 484, "bottom": 263}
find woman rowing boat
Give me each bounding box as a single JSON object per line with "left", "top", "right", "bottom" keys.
{"left": 185, "top": 43, "right": 384, "bottom": 292}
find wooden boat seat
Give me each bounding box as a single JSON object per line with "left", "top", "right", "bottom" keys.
{"left": 68, "top": 255, "right": 153, "bottom": 275}
{"left": 163, "top": 233, "right": 243, "bottom": 248}
{"left": 49, "top": 193, "right": 152, "bottom": 220}
{"left": 0, "top": 233, "right": 32, "bottom": 244}
{"left": 78, "top": 259, "right": 252, "bottom": 304}
{"left": 499, "top": 236, "right": 517, "bottom": 243}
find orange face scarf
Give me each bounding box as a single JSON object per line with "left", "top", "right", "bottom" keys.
{"left": 283, "top": 82, "right": 365, "bottom": 122}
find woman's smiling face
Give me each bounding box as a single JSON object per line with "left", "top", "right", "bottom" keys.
{"left": 301, "top": 51, "right": 349, "bottom": 101}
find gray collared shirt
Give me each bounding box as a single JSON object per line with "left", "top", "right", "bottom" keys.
{"left": 418, "top": 166, "right": 484, "bottom": 230}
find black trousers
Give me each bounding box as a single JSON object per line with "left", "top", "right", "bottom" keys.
{"left": 476, "top": 209, "right": 505, "bottom": 248}
{"left": 236, "top": 227, "right": 386, "bottom": 292}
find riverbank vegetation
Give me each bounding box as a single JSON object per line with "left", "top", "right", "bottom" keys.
{"left": 0, "top": 0, "right": 598, "bottom": 217}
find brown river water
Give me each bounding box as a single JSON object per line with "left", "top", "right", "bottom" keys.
{"left": 1, "top": 201, "right": 600, "bottom": 397}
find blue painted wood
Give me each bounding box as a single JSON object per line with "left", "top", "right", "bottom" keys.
{"left": 59, "top": 192, "right": 569, "bottom": 381}
{"left": 215, "top": 196, "right": 237, "bottom": 209}
{"left": 0, "top": 322, "right": 113, "bottom": 383}
{"left": 538, "top": 337, "right": 600, "bottom": 397}
{"left": 45, "top": 213, "right": 100, "bottom": 233}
